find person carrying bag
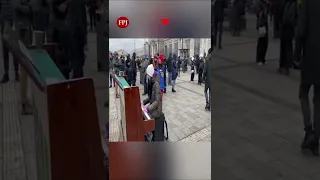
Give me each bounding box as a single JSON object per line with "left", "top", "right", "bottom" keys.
{"left": 256, "top": 1, "right": 269, "bottom": 65}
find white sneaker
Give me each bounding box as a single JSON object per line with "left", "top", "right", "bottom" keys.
{"left": 257, "top": 62, "right": 264, "bottom": 66}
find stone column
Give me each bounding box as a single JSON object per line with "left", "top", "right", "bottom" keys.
{"left": 189, "top": 39, "right": 195, "bottom": 57}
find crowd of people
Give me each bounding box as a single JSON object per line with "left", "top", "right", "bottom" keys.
{"left": 255, "top": 0, "right": 320, "bottom": 156}
{"left": 109, "top": 49, "right": 211, "bottom": 141}
{"left": 0, "top": 0, "right": 102, "bottom": 113}
{"left": 213, "top": 0, "right": 320, "bottom": 156}
{"left": 109, "top": 48, "right": 212, "bottom": 141}
{"left": 109, "top": 49, "right": 212, "bottom": 110}
{"left": 256, "top": 0, "right": 299, "bottom": 75}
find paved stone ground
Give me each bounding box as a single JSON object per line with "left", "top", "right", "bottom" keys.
{"left": 109, "top": 69, "right": 212, "bottom": 142}
{"left": 212, "top": 14, "right": 320, "bottom": 180}
{"left": 0, "top": 32, "right": 108, "bottom": 179}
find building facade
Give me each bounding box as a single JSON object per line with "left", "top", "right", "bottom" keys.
{"left": 199, "top": 38, "right": 211, "bottom": 57}
{"left": 140, "top": 38, "right": 211, "bottom": 58}
{"left": 163, "top": 38, "right": 211, "bottom": 58}
{"left": 115, "top": 49, "right": 128, "bottom": 57}
{"left": 134, "top": 47, "right": 144, "bottom": 57}
{"left": 143, "top": 39, "right": 165, "bottom": 56}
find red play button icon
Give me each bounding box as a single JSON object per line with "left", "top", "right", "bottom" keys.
{"left": 161, "top": 19, "right": 170, "bottom": 25}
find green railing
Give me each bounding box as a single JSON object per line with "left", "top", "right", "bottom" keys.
{"left": 111, "top": 73, "right": 130, "bottom": 90}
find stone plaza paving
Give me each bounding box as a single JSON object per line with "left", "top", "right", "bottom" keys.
{"left": 109, "top": 70, "right": 212, "bottom": 142}
{"left": 210, "top": 18, "right": 320, "bottom": 178}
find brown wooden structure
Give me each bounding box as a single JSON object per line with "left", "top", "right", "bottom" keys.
{"left": 111, "top": 74, "right": 155, "bottom": 141}
{"left": 2, "top": 28, "right": 106, "bottom": 180}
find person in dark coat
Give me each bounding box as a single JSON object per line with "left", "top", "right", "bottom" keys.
{"left": 88, "top": 0, "right": 97, "bottom": 30}
{"left": 125, "top": 54, "right": 132, "bottom": 85}
{"left": 142, "top": 64, "right": 164, "bottom": 141}
{"left": 141, "top": 58, "right": 149, "bottom": 95}
{"left": 203, "top": 48, "right": 212, "bottom": 110}
{"left": 195, "top": 55, "right": 200, "bottom": 74}
{"left": 198, "top": 58, "right": 204, "bottom": 85}
{"left": 119, "top": 56, "right": 125, "bottom": 72}
{"left": 109, "top": 55, "right": 115, "bottom": 88}
{"left": 52, "top": 0, "right": 70, "bottom": 79}
{"left": 177, "top": 56, "right": 181, "bottom": 76}
{"left": 213, "top": 0, "right": 227, "bottom": 49}
{"left": 171, "top": 54, "right": 178, "bottom": 92}
{"left": 0, "top": 0, "right": 22, "bottom": 83}
{"left": 295, "top": 0, "right": 320, "bottom": 156}
{"left": 162, "top": 57, "right": 167, "bottom": 93}
{"left": 256, "top": 0, "right": 269, "bottom": 65}
{"left": 130, "top": 52, "right": 137, "bottom": 86}
{"left": 166, "top": 53, "right": 173, "bottom": 86}
{"left": 33, "top": 0, "right": 50, "bottom": 39}
{"left": 15, "top": 0, "right": 34, "bottom": 115}
{"left": 232, "top": 0, "right": 246, "bottom": 36}
{"left": 113, "top": 57, "right": 121, "bottom": 98}
{"left": 67, "top": 0, "right": 88, "bottom": 78}
{"left": 278, "top": 0, "right": 297, "bottom": 75}
{"left": 190, "top": 58, "right": 195, "bottom": 81}
{"left": 272, "top": 0, "right": 284, "bottom": 38}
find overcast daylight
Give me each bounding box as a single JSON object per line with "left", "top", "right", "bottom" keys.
{"left": 109, "top": 38, "right": 146, "bottom": 54}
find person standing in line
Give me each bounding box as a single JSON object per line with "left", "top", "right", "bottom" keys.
{"left": 67, "top": 0, "right": 88, "bottom": 78}
{"left": 256, "top": 0, "right": 269, "bottom": 65}
{"left": 171, "top": 54, "right": 178, "bottom": 92}
{"left": 157, "top": 56, "right": 165, "bottom": 96}
{"left": 295, "top": 0, "right": 320, "bottom": 156}
{"left": 52, "top": 0, "right": 70, "bottom": 79}
{"left": 195, "top": 55, "right": 200, "bottom": 74}
{"left": 119, "top": 55, "right": 125, "bottom": 74}
{"left": 203, "top": 48, "right": 212, "bottom": 111}
{"left": 32, "top": 0, "right": 50, "bottom": 42}
{"left": 109, "top": 54, "right": 115, "bottom": 88}
{"left": 125, "top": 54, "right": 131, "bottom": 85}
{"left": 190, "top": 57, "right": 195, "bottom": 81}
{"left": 278, "top": 0, "right": 297, "bottom": 75}
{"left": 130, "top": 52, "right": 137, "bottom": 86}
{"left": 177, "top": 56, "right": 181, "bottom": 76}
{"left": 162, "top": 56, "right": 167, "bottom": 93}
{"left": 141, "top": 57, "right": 148, "bottom": 95}
{"left": 15, "top": 0, "right": 33, "bottom": 115}
{"left": 198, "top": 57, "right": 204, "bottom": 85}
{"left": 232, "top": 0, "right": 246, "bottom": 36}
{"left": 88, "top": 0, "right": 97, "bottom": 30}
{"left": 114, "top": 56, "right": 120, "bottom": 98}
{"left": 269, "top": 0, "right": 274, "bottom": 22}
{"left": 213, "top": 0, "right": 227, "bottom": 49}
{"left": 272, "top": 0, "right": 284, "bottom": 38}
{"left": 0, "top": 0, "right": 19, "bottom": 83}
{"left": 166, "top": 53, "right": 172, "bottom": 86}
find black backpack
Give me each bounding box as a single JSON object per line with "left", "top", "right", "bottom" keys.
{"left": 199, "top": 61, "right": 204, "bottom": 71}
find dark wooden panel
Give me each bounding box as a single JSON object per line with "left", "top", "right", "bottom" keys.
{"left": 144, "top": 120, "right": 155, "bottom": 134}
{"left": 125, "top": 87, "right": 154, "bottom": 141}
{"left": 109, "top": 143, "right": 150, "bottom": 179}
{"left": 46, "top": 78, "right": 106, "bottom": 180}
{"left": 124, "top": 88, "right": 139, "bottom": 141}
